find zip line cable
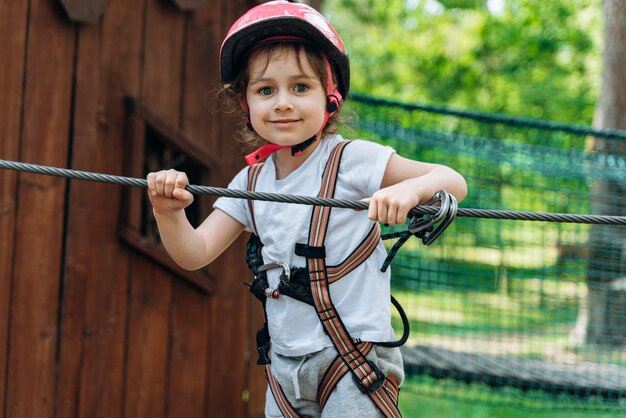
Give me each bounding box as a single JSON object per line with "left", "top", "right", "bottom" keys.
{"left": 0, "top": 158, "right": 625, "bottom": 225}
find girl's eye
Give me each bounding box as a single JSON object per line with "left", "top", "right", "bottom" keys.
{"left": 293, "top": 84, "right": 309, "bottom": 93}
{"left": 259, "top": 87, "right": 273, "bottom": 96}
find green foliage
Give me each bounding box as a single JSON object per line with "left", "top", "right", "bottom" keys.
{"left": 399, "top": 375, "right": 626, "bottom": 417}
{"left": 323, "top": 0, "right": 602, "bottom": 123}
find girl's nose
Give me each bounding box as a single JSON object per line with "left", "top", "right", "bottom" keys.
{"left": 273, "top": 91, "right": 294, "bottom": 111}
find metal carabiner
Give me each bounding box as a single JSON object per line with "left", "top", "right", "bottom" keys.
{"left": 258, "top": 261, "right": 291, "bottom": 282}
{"left": 408, "top": 190, "right": 457, "bottom": 245}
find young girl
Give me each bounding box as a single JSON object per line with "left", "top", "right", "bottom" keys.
{"left": 147, "top": 1, "right": 467, "bottom": 417}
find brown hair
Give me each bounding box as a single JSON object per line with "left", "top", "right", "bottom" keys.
{"left": 222, "top": 42, "right": 342, "bottom": 152}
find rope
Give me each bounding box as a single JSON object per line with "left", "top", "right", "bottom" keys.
{"left": 350, "top": 94, "right": 626, "bottom": 141}
{"left": 1, "top": 158, "right": 625, "bottom": 225}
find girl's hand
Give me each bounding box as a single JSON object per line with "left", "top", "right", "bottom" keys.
{"left": 366, "top": 182, "right": 421, "bottom": 225}
{"left": 146, "top": 169, "right": 194, "bottom": 215}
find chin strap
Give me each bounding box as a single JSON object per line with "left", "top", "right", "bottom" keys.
{"left": 244, "top": 58, "right": 342, "bottom": 166}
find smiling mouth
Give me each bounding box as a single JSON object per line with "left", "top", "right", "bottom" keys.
{"left": 271, "top": 120, "right": 299, "bottom": 123}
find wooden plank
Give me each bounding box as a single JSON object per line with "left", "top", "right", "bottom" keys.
{"left": 124, "top": 261, "right": 171, "bottom": 418}
{"left": 163, "top": 4, "right": 220, "bottom": 417}
{"left": 0, "top": 1, "right": 28, "bottom": 416}
{"left": 122, "top": 109, "right": 146, "bottom": 230}
{"left": 169, "top": 5, "right": 230, "bottom": 417}
{"left": 205, "top": 1, "right": 254, "bottom": 415}
{"left": 54, "top": 20, "right": 101, "bottom": 418}
{"left": 181, "top": 0, "right": 221, "bottom": 163}
{"left": 55, "top": 0, "right": 145, "bottom": 417}
{"left": 202, "top": 0, "right": 258, "bottom": 417}
{"left": 141, "top": 0, "right": 184, "bottom": 120}
{"left": 170, "top": 5, "right": 223, "bottom": 417}
{"left": 123, "top": 0, "right": 185, "bottom": 417}
{"left": 167, "top": 282, "right": 211, "bottom": 417}
{"left": 206, "top": 237, "right": 250, "bottom": 418}
{"left": 5, "top": 0, "right": 75, "bottom": 417}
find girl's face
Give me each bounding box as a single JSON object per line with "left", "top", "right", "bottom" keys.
{"left": 245, "top": 46, "right": 327, "bottom": 149}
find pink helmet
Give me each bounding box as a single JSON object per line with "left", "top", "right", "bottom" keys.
{"left": 220, "top": 0, "right": 350, "bottom": 98}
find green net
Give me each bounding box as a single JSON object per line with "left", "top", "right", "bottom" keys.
{"left": 343, "top": 94, "right": 626, "bottom": 411}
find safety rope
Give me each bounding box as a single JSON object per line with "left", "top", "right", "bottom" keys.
{"left": 350, "top": 94, "right": 626, "bottom": 140}
{"left": 1, "top": 158, "right": 625, "bottom": 225}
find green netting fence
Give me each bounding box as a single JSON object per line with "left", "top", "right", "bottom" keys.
{"left": 343, "top": 94, "right": 626, "bottom": 412}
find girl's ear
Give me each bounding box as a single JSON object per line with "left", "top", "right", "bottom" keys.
{"left": 239, "top": 97, "right": 249, "bottom": 114}
{"left": 240, "top": 97, "right": 253, "bottom": 131}
{"left": 326, "top": 87, "right": 343, "bottom": 113}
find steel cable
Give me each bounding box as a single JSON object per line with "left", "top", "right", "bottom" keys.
{"left": 1, "top": 159, "right": 625, "bottom": 225}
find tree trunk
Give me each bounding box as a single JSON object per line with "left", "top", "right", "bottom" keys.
{"left": 576, "top": 0, "right": 626, "bottom": 346}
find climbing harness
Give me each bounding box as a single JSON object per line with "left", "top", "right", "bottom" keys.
{"left": 245, "top": 141, "right": 408, "bottom": 417}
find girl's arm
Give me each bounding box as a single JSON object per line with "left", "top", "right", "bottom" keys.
{"left": 368, "top": 153, "right": 468, "bottom": 225}
{"left": 147, "top": 169, "right": 246, "bottom": 271}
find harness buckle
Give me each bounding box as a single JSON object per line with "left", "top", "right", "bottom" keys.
{"left": 258, "top": 261, "right": 291, "bottom": 282}
{"left": 352, "top": 359, "right": 386, "bottom": 394}
{"left": 256, "top": 327, "right": 271, "bottom": 365}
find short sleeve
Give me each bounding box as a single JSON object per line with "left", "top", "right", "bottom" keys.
{"left": 213, "top": 167, "right": 252, "bottom": 232}
{"left": 340, "top": 140, "right": 396, "bottom": 197}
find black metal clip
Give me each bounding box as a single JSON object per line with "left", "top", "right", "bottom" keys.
{"left": 408, "top": 190, "right": 458, "bottom": 245}
{"left": 256, "top": 326, "right": 271, "bottom": 365}
{"left": 380, "top": 190, "right": 458, "bottom": 272}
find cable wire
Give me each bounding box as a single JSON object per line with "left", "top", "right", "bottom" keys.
{"left": 1, "top": 159, "right": 625, "bottom": 225}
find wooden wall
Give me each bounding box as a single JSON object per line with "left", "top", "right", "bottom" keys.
{"left": 0, "top": 0, "right": 266, "bottom": 417}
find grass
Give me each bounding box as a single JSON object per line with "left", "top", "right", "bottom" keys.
{"left": 398, "top": 376, "right": 626, "bottom": 417}
{"left": 387, "top": 247, "right": 626, "bottom": 415}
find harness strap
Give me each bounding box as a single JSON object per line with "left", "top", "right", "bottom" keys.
{"left": 305, "top": 141, "right": 401, "bottom": 417}
{"left": 318, "top": 342, "right": 399, "bottom": 409}
{"left": 247, "top": 159, "right": 380, "bottom": 285}
{"left": 247, "top": 162, "right": 304, "bottom": 416}
{"left": 266, "top": 365, "right": 310, "bottom": 418}
{"left": 327, "top": 223, "right": 381, "bottom": 283}
{"left": 246, "top": 141, "right": 400, "bottom": 417}
{"left": 246, "top": 162, "right": 265, "bottom": 235}
{"left": 317, "top": 342, "right": 373, "bottom": 407}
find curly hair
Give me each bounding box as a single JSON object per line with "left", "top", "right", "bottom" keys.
{"left": 221, "top": 42, "right": 342, "bottom": 153}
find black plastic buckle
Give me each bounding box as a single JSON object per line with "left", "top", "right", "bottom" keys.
{"left": 256, "top": 328, "right": 271, "bottom": 365}
{"left": 257, "top": 345, "right": 271, "bottom": 366}
{"left": 295, "top": 243, "right": 326, "bottom": 258}
{"left": 352, "top": 360, "right": 386, "bottom": 394}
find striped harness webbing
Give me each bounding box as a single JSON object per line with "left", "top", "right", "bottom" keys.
{"left": 246, "top": 141, "right": 400, "bottom": 417}
{"left": 299, "top": 141, "right": 401, "bottom": 417}
{"left": 246, "top": 161, "right": 265, "bottom": 235}
{"left": 317, "top": 342, "right": 399, "bottom": 409}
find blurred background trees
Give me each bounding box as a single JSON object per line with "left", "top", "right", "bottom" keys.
{"left": 322, "top": 0, "right": 602, "bottom": 124}
{"left": 318, "top": 0, "right": 625, "bottom": 346}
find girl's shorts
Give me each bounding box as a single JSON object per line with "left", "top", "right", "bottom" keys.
{"left": 264, "top": 345, "right": 404, "bottom": 418}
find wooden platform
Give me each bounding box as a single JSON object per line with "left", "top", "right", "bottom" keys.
{"left": 401, "top": 345, "right": 626, "bottom": 399}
